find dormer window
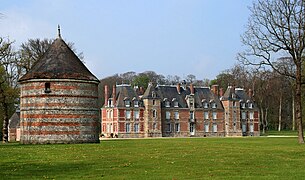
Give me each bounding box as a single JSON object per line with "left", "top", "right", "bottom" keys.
{"left": 248, "top": 103, "right": 253, "bottom": 109}
{"left": 165, "top": 101, "right": 170, "bottom": 107}
{"left": 202, "top": 99, "right": 208, "bottom": 108}
{"left": 247, "top": 100, "right": 253, "bottom": 109}
{"left": 152, "top": 91, "right": 156, "bottom": 98}
{"left": 174, "top": 101, "right": 179, "bottom": 107}
{"left": 108, "top": 99, "right": 113, "bottom": 107}
{"left": 134, "top": 100, "right": 139, "bottom": 107}
{"left": 124, "top": 99, "right": 130, "bottom": 107}
{"left": 240, "top": 102, "right": 246, "bottom": 109}
{"left": 211, "top": 103, "right": 217, "bottom": 109}
{"left": 210, "top": 100, "right": 216, "bottom": 109}
{"left": 45, "top": 82, "right": 51, "bottom": 93}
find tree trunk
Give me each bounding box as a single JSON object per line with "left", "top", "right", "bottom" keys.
{"left": 292, "top": 95, "right": 295, "bottom": 131}
{"left": 295, "top": 66, "right": 304, "bottom": 144}
{"left": 265, "top": 108, "right": 268, "bottom": 133}
{"left": 261, "top": 107, "right": 265, "bottom": 134}
{"left": 2, "top": 103, "right": 9, "bottom": 143}
{"left": 278, "top": 95, "right": 282, "bottom": 131}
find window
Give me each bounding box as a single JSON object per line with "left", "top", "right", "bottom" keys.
{"left": 166, "top": 123, "right": 171, "bottom": 132}
{"left": 165, "top": 101, "right": 170, "bottom": 107}
{"left": 241, "top": 103, "right": 246, "bottom": 109}
{"left": 153, "top": 100, "right": 156, "bottom": 105}
{"left": 204, "top": 124, "right": 209, "bottom": 132}
{"left": 190, "top": 111, "right": 194, "bottom": 119}
{"left": 166, "top": 111, "right": 171, "bottom": 120}
{"left": 242, "top": 123, "right": 247, "bottom": 133}
{"left": 174, "top": 101, "right": 179, "bottom": 107}
{"left": 108, "top": 99, "right": 113, "bottom": 107}
{"left": 107, "top": 123, "right": 111, "bottom": 133}
{"left": 242, "top": 112, "right": 246, "bottom": 120}
{"left": 249, "top": 124, "right": 254, "bottom": 132}
{"left": 107, "top": 110, "right": 113, "bottom": 119}
{"left": 134, "top": 123, "right": 139, "bottom": 133}
{"left": 211, "top": 102, "right": 216, "bottom": 109}
{"left": 125, "top": 100, "right": 130, "bottom": 107}
{"left": 153, "top": 123, "right": 157, "bottom": 130}
{"left": 249, "top": 112, "right": 254, "bottom": 120}
{"left": 174, "top": 111, "right": 179, "bottom": 120}
{"left": 175, "top": 123, "right": 180, "bottom": 132}
{"left": 204, "top": 112, "right": 209, "bottom": 120}
{"left": 126, "top": 123, "right": 130, "bottom": 133}
{"left": 233, "top": 101, "right": 236, "bottom": 107}
{"left": 45, "top": 82, "right": 51, "bottom": 93}
{"left": 248, "top": 103, "right": 253, "bottom": 109}
{"left": 212, "top": 124, "right": 217, "bottom": 133}
{"left": 153, "top": 109, "right": 157, "bottom": 118}
{"left": 134, "top": 100, "right": 139, "bottom": 107}
{"left": 203, "top": 102, "right": 208, "bottom": 109}
{"left": 212, "top": 112, "right": 217, "bottom": 120}
{"left": 189, "top": 99, "right": 194, "bottom": 108}
{"left": 126, "top": 110, "right": 131, "bottom": 119}
{"left": 134, "top": 110, "right": 139, "bottom": 120}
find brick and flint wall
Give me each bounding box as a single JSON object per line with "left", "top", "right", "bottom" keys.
{"left": 19, "top": 79, "right": 100, "bottom": 144}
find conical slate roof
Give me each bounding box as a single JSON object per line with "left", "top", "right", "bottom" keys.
{"left": 19, "top": 37, "right": 99, "bottom": 82}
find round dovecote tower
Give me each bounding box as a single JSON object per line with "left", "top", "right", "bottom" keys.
{"left": 18, "top": 28, "right": 100, "bottom": 144}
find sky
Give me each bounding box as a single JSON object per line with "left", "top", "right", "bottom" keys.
{"left": 0, "top": 0, "right": 252, "bottom": 80}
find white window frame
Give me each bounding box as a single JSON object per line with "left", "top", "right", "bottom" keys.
{"left": 241, "top": 112, "right": 246, "bottom": 120}
{"left": 174, "top": 111, "right": 179, "bottom": 120}
{"left": 134, "top": 123, "right": 139, "bottom": 133}
{"left": 204, "top": 123, "right": 209, "bottom": 133}
{"left": 212, "top": 124, "right": 217, "bottom": 133}
{"left": 126, "top": 123, "right": 130, "bottom": 133}
{"left": 212, "top": 112, "right": 217, "bottom": 120}
{"left": 249, "top": 112, "right": 254, "bottom": 120}
{"left": 134, "top": 110, "right": 139, "bottom": 120}
{"left": 126, "top": 110, "right": 131, "bottom": 119}
{"left": 204, "top": 111, "right": 209, "bottom": 120}
{"left": 166, "top": 111, "right": 171, "bottom": 120}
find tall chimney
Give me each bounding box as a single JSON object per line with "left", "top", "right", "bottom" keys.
{"left": 190, "top": 84, "right": 194, "bottom": 94}
{"left": 248, "top": 89, "right": 253, "bottom": 99}
{"left": 211, "top": 85, "right": 219, "bottom": 96}
{"left": 112, "top": 85, "right": 116, "bottom": 107}
{"left": 104, "top": 85, "right": 109, "bottom": 107}
{"left": 219, "top": 88, "right": 223, "bottom": 97}
{"left": 177, "top": 83, "right": 181, "bottom": 94}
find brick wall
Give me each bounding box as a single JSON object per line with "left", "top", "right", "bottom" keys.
{"left": 19, "top": 80, "right": 100, "bottom": 144}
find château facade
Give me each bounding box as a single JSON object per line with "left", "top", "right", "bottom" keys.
{"left": 101, "top": 83, "right": 260, "bottom": 138}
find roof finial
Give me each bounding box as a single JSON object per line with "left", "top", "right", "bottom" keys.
{"left": 58, "top": 25, "right": 61, "bottom": 38}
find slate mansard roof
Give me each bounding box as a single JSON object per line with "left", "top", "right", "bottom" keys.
{"left": 19, "top": 37, "right": 99, "bottom": 82}
{"left": 142, "top": 84, "right": 223, "bottom": 110}
{"left": 112, "top": 84, "right": 143, "bottom": 107}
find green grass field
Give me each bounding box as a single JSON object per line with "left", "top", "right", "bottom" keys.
{"left": 1, "top": 137, "right": 305, "bottom": 179}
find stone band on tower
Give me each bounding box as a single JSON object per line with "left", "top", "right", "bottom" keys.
{"left": 18, "top": 28, "right": 100, "bottom": 144}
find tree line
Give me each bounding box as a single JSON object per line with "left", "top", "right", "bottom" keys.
{"left": 1, "top": 0, "right": 305, "bottom": 143}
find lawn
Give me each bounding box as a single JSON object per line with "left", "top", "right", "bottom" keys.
{"left": 0, "top": 137, "right": 305, "bottom": 179}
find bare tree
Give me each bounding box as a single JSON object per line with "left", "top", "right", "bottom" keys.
{"left": 0, "top": 37, "right": 19, "bottom": 143}
{"left": 238, "top": 0, "right": 305, "bottom": 143}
